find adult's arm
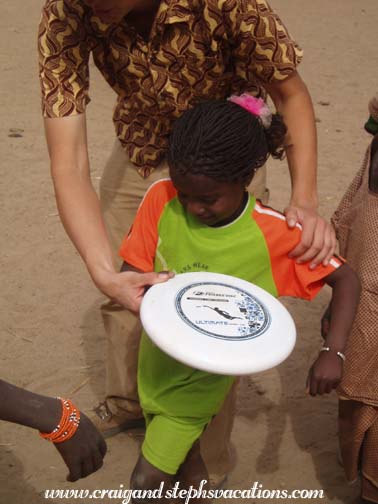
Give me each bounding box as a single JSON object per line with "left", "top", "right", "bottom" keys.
{"left": 224, "top": 0, "right": 336, "bottom": 268}
{"left": 265, "top": 72, "right": 336, "bottom": 268}
{"left": 44, "top": 114, "right": 172, "bottom": 313}
{"left": 0, "top": 379, "right": 107, "bottom": 481}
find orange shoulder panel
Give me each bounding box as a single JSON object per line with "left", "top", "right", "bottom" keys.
{"left": 253, "top": 201, "right": 342, "bottom": 300}
{"left": 119, "top": 179, "right": 177, "bottom": 272}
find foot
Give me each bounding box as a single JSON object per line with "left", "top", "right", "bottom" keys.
{"left": 89, "top": 401, "right": 145, "bottom": 438}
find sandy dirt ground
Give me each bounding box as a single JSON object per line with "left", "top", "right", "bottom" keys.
{"left": 1, "top": 1, "right": 378, "bottom": 503}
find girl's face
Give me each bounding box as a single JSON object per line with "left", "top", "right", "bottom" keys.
{"left": 170, "top": 170, "right": 247, "bottom": 227}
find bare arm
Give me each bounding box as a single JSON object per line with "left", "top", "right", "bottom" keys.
{"left": 307, "top": 264, "right": 361, "bottom": 396}
{"left": 266, "top": 72, "right": 318, "bottom": 209}
{"left": 0, "top": 379, "right": 107, "bottom": 481}
{"left": 44, "top": 114, "right": 172, "bottom": 313}
{"left": 323, "top": 264, "right": 360, "bottom": 352}
{"left": 265, "top": 72, "right": 336, "bottom": 267}
{"left": 45, "top": 114, "right": 114, "bottom": 285}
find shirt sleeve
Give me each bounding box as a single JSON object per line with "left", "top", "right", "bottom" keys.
{"left": 38, "top": 0, "right": 92, "bottom": 117}
{"left": 119, "top": 180, "right": 177, "bottom": 272}
{"left": 223, "top": 0, "right": 303, "bottom": 84}
{"left": 253, "top": 203, "right": 344, "bottom": 300}
{"left": 277, "top": 254, "right": 344, "bottom": 300}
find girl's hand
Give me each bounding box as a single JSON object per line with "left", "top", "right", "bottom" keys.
{"left": 306, "top": 351, "right": 343, "bottom": 396}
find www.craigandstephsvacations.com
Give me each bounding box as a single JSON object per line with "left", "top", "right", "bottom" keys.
{"left": 44, "top": 480, "right": 325, "bottom": 502}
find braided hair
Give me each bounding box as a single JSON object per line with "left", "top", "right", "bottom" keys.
{"left": 168, "top": 100, "right": 287, "bottom": 184}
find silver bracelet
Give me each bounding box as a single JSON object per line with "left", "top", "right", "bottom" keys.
{"left": 320, "top": 346, "right": 346, "bottom": 362}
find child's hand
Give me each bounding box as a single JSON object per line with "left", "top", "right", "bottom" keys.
{"left": 55, "top": 412, "right": 107, "bottom": 481}
{"left": 306, "top": 351, "right": 343, "bottom": 396}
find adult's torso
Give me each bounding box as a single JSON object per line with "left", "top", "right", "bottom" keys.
{"left": 39, "top": 0, "right": 302, "bottom": 174}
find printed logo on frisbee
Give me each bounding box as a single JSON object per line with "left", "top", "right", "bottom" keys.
{"left": 175, "top": 282, "right": 271, "bottom": 340}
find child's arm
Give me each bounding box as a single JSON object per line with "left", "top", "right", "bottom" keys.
{"left": 0, "top": 379, "right": 107, "bottom": 481}
{"left": 306, "top": 263, "right": 360, "bottom": 396}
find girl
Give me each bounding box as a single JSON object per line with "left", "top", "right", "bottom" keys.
{"left": 324, "top": 94, "right": 378, "bottom": 504}
{"left": 120, "top": 97, "right": 360, "bottom": 501}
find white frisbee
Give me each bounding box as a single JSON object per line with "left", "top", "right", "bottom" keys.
{"left": 140, "top": 272, "right": 296, "bottom": 375}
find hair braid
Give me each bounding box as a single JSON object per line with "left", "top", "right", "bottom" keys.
{"left": 168, "top": 100, "right": 286, "bottom": 183}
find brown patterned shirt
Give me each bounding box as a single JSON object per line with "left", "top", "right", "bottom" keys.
{"left": 38, "top": 0, "right": 302, "bottom": 177}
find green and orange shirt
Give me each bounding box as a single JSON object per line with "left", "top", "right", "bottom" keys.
{"left": 120, "top": 179, "right": 342, "bottom": 299}
{"left": 119, "top": 180, "right": 343, "bottom": 420}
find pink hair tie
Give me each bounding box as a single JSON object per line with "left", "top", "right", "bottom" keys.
{"left": 228, "top": 94, "right": 272, "bottom": 129}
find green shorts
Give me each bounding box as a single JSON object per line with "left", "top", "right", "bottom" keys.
{"left": 138, "top": 331, "right": 234, "bottom": 475}
{"left": 141, "top": 413, "right": 210, "bottom": 475}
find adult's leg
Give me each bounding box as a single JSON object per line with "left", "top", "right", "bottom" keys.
{"left": 97, "top": 141, "right": 169, "bottom": 429}
{"left": 200, "top": 381, "right": 237, "bottom": 483}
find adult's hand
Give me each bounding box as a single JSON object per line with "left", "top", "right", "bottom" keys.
{"left": 285, "top": 205, "right": 336, "bottom": 269}
{"left": 55, "top": 413, "right": 107, "bottom": 482}
{"left": 95, "top": 269, "right": 175, "bottom": 314}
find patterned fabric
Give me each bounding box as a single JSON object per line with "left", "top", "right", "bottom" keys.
{"left": 339, "top": 400, "right": 378, "bottom": 503}
{"left": 332, "top": 142, "right": 378, "bottom": 405}
{"left": 38, "top": 0, "right": 302, "bottom": 176}
{"left": 333, "top": 138, "right": 378, "bottom": 501}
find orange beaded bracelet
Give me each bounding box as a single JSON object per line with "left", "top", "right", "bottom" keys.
{"left": 40, "top": 398, "right": 80, "bottom": 443}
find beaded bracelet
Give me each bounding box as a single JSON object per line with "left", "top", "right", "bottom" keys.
{"left": 40, "top": 398, "right": 80, "bottom": 443}
{"left": 320, "top": 346, "right": 346, "bottom": 362}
